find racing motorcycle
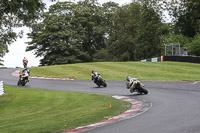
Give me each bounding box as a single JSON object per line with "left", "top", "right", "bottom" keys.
{"left": 126, "top": 76, "right": 148, "bottom": 94}
{"left": 92, "top": 73, "right": 107, "bottom": 87}
{"left": 17, "top": 69, "right": 29, "bottom": 86}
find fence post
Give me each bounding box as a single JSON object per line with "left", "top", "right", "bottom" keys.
{"left": 0, "top": 81, "right": 4, "bottom": 96}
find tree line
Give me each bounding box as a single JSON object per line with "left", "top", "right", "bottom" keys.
{"left": 0, "top": 0, "right": 45, "bottom": 65}
{"left": 0, "top": 0, "right": 200, "bottom": 66}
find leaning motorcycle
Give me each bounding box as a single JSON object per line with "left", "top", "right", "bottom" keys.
{"left": 92, "top": 74, "right": 107, "bottom": 87}
{"left": 126, "top": 76, "right": 148, "bottom": 94}
{"left": 17, "top": 69, "right": 29, "bottom": 86}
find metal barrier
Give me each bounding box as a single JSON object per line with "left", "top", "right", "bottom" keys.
{"left": 0, "top": 81, "right": 4, "bottom": 96}
{"left": 141, "top": 56, "right": 163, "bottom": 62}
{"left": 163, "top": 56, "right": 200, "bottom": 63}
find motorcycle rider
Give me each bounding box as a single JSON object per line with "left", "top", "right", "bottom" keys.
{"left": 23, "top": 57, "right": 28, "bottom": 68}
{"left": 126, "top": 76, "right": 144, "bottom": 93}
{"left": 91, "top": 70, "right": 107, "bottom": 87}
{"left": 18, "top": 68, "right": 30, "bottom": 86}
{"left": 22, "top": 67, "right": 30, "bottom": 81}
{"left": 91, "top": 70, "right": 100, "bottom": 84}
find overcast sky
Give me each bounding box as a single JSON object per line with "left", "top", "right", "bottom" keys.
{"left": 2, "top": 0, "right": 144, "bottom": 68}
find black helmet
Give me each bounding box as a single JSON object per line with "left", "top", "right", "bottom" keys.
{"left": 126, "top": 76, "right": 131, "bottom": 81}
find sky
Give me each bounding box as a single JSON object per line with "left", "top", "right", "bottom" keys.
{"left": 2, "top": 0, "right": 132, "bottom": 68}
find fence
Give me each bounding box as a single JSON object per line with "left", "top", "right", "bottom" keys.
{"left": 163, "top": 56, "right": 200, "bottom": 63}
{"left": 0, "top": 81, "right": 4, "bottom": 96}
{"left": 141, "top": 56, "right": 164, "bottom": 62}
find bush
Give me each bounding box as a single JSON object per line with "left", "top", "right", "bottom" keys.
{"left": 93, "top": 48, "right": 111, "bottom": 62}
{"left": 187, "top": 34, "right": 200, "bottom": 56}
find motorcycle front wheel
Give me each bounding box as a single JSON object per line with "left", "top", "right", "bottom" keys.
{"left": 17, "top": 81, "right": 20, "bottom": 86}
{"left": 22, "top": 81, "right": 26, "bottom": 86}
{"left": 103, "top": 82, "right": 107, "bottom": 87}
{"left": 101, "top": 80, "right": 107, "bottom": 87}
{"left": 140, "top": 87, "right": 148, "bottom": 94}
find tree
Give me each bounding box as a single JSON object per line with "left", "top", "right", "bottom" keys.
{"left": 187, "top": 34, "right": 200, "bottom": 56}
{"left": 134, "top": 6, "right": 162, "bottom": 60}
{"left": 163, "top": 0, "right": 200, "bottom": 55}
{"left": 105, "top": 3, "right": 141, "bottom": 61}
{"left": 106, "top": 2, "right": 166, "bottom": 61}
{"left": 26, "top": 0, "right": 108, "bottom": 65}
{"left": 168, "top": 0, "right": 200, "bottom": 37}
{"left": 27, "top": 2, "right": 85, "bottom": 65}
{"left": 0, "top": 0, "right": 45, "bottom": 65}
{"left": 75, "top": 0, "right": 106, "bottom": 58}
{"left": 93, "top": 2, "right": 119, "bottom": 61}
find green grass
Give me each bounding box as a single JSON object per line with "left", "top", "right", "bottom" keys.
{"left": 0, "top": 86, "right": 130, "bottom": 133}
{"left": 30, "top": 61, "right": 200, "bottom": 81}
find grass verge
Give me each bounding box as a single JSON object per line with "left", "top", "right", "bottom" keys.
{"left": 30, "top": 61, "right": 200, "bottom": 81}
{"left": 0, "top": 86, "right": 130, "bottom": 133}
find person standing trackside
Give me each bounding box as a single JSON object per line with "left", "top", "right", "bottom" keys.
{"left": 23, "top": 57, "right": 28, "bottom": 68}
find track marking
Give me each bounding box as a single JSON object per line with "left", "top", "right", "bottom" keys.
{"left": 12, "top": 69, "right": 74, "bottom": 80}
{"left": 11, "top": 70, "right": 152, "bottom": 133}
{"left": 192, "top": 81, "right": 200, "bottom": 85}
{"left": 63, "top": 95, "right": 152, "bottom": 133}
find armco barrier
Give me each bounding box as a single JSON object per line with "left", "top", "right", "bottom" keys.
{"left": 0, "top": 81, "right": 4, "bottom": 96}
{"left": 163, "top": 56, "right": 200, "bottom": 63}
{"left": 141, "top": 55, "right": 200, "bottom": 64}
{"left": 141, "top": 56, "right": 163, "bottom": 62}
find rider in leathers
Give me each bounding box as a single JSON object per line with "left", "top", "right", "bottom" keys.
{"left": 91, "top": 70, "right": 100, "bottom": 84}
{"left": 126, "top": 76, "right": 144, "bottom": 93}
{"left": 23, "top": 57, "right": 28, "bottom": 68}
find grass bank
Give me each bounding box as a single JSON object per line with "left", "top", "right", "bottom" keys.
{"left": 30, "top": 61, "right": 200, "bottom": 81}
{"left": 0, "top": 86, "right": 130, "bottom": 133}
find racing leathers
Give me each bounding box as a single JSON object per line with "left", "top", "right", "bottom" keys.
{"left": 91, "top": 71, "right": 100, "bottom": 84}
{"left": 126, "top": 76, "right": 144, "bottom": 93}
{"left": 23, "top": 58, "right": 28, "bottom": 68}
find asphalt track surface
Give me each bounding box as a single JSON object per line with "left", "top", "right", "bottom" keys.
{"left": 1, "top": 69, "right": 200, "bottom": 133}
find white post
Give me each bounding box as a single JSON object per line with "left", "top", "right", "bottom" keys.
{"left": 0, "top": 81, "right": 4, "bottom": 96}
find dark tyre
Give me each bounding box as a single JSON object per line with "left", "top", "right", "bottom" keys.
{"left": 143, "top": 89, "right": 148, "bottom": 94}
{"left": 17, "top": 81, "right": 20, "bottom": 86}
{"left": 97, "top": 82, "right": 100, "bottom": 87}
{"left": 140, "top": 87, "right": 148, "bottom": 94}
{"left": 104, "top": 83, "right": 107, "bottom": 87}
{"left": 103, "top": 83, "right": 107, "bottom": 87}
{"left": 143, "top": 88, "right": 148, "bottom": 94}
{"left": 101, "top": 80, "right": 107, "bottom": 87}
{"left": 22, "top": 81, "right": 26, "bottom": 86}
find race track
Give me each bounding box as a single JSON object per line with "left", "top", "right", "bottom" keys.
{"left": 0, "top": 69, "right": 200, "bottom": 133}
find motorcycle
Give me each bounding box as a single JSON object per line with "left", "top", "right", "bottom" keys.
{"left": 92, "top": 73, "right": 107, "bottom": 87}
{"left": 17, "top": 69, "right": 29, "bottom": 86}
{"left": 126, "top": 76, "right": 148, "bottom": 94}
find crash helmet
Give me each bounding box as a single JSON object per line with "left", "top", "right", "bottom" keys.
{"left": 126, "top": 76, "right": 131, "bottom": 81}
{"left": 92, "top": 70, "right": 95, "bottom": 73}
